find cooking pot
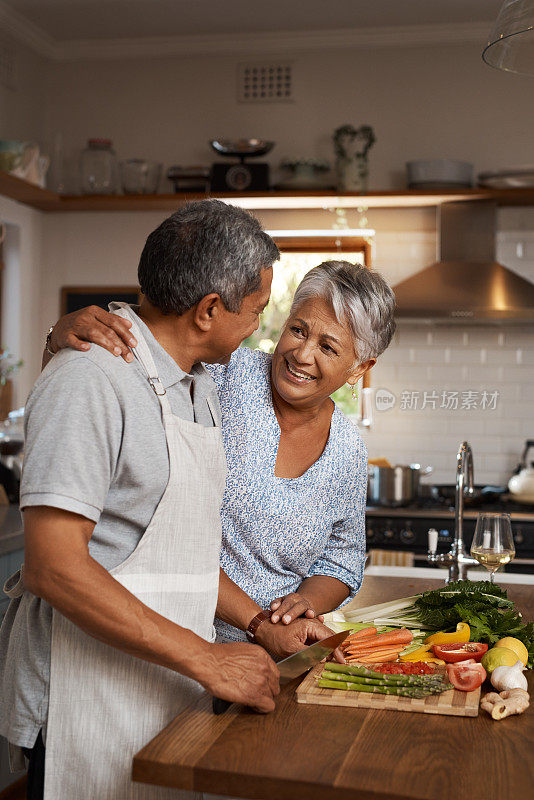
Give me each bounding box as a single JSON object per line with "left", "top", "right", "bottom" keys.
{"left": 367, "top": 463, "right": 433, "bottom": 507}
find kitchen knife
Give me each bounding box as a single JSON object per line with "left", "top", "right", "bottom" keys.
{"left": 212, "top": 629, "right": 350, "bottom": 715}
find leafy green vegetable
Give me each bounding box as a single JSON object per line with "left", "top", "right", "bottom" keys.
{"left": 436, "top": 579, "right": 508, "bottom": 599}
{"left": 413, "top": 581, "right": 514, "bottom": 632}
{"left": 342, "top": 579, "right": 534, "bottom": 667}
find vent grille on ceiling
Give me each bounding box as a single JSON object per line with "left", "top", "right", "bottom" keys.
{"left": 237, "top": 62, "right": 294, "bottom": 103}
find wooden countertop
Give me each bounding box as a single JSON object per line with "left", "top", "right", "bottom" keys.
{"left": 133, "top": 576, "right": 534, "bottom": 800}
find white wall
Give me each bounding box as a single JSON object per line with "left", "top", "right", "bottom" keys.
{"left": 0, "top": 31, "right": 47, "bottom": 144}
{"left": 0, "top": 31, "right": 47, "bottom": 404}
{"left": 0, "top": 195, "right": 43, "bottom": 405}
{"left": 42, "top": 41, "right": 534, "bottom": 192}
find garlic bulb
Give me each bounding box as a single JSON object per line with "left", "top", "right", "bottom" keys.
{"left": 490, "top": 660, "right": 528, "bottom": 692}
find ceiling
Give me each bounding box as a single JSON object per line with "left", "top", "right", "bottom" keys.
{"left": 2, "top": 0, "right": 503, "bottom": 41}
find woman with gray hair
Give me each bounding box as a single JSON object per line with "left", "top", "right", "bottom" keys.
{"left": 47, "top": 259, "right": 395, "bottom": 638}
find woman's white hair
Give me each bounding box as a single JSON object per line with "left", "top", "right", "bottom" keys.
{"left": 289, "top": 260, "right": 396, "bottom": 364}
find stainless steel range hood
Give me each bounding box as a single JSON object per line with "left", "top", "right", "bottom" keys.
{"left": 393, "top": 202, "right": 534, "bottom": 323}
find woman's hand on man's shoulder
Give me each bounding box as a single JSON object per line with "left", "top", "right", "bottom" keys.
{"left": 49, "top": 306, "right": 137, "bottom": 362}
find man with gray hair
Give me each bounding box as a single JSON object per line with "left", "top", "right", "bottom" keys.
{"left": 0, "top": 200, "right": 332, "bottom": 800}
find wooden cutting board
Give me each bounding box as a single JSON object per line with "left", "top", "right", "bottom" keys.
{"left": 296, "top": 664, "right": 480, "bottom": 717}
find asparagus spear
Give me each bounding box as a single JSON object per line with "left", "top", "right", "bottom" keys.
{"left": 326, "top": 662, "right": 445, "bottom": 685}
{"left": 321, "top": 670, "right": 449, "bottom": 690}
{"left": 317, "top": 679, "right": 434, "bottom": 697}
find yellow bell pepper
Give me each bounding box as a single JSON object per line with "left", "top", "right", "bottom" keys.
{"left": 424, "top": 622, "right": 470, "bottom": 646}
{"left": 399, "top": 645, "right": 445, "bottom": 664}
{"left": 399, "top": 644, "right": 432, "bottom": 662}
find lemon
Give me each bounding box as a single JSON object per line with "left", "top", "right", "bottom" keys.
{"left": 481, "top": 646, "right": 518, "bottom": 673}
{"left": 495, "top": 637, "right": 528, "bottom": 666}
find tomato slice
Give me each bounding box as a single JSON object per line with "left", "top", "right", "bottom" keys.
{"left": 432, "top": 642, "right": 488, "bottom": 663}
{"left": 446, "top": 661, "right": 486, "bottom": 692}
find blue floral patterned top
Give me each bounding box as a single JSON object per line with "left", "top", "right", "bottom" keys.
{"left": 206, "top": 347, "right": 368, "bottom": 643}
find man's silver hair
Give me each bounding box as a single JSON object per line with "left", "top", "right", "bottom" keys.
{"left": 289, "top": 260, "right": 396, "bottom": 364}
{"left": 138, "top": 199, "right": 280, "bottom": 315}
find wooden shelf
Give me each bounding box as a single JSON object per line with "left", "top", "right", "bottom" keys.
{"left": 3, "top": 171, "right": 534, "bottom": 212}
{"left": 0, "top": 170, "right": 60, "bottom": 209}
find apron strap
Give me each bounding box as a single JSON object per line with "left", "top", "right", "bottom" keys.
{"left": 110, "top": 304, "right": 173, "bottom": 417}
{"left": 206, "top": 395, "right": 222, "bottom": 428}
{"left": 4, "top": 564, "right": 25, "bottom": 599}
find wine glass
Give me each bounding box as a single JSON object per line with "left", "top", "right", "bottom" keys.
{"left": 470, "top": 513, "right": 515, "bottom": 583}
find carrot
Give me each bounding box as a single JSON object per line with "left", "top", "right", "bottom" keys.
{"left": 346, "top": 653, "right": 400, "bottom": 664}
{"left": 345, "top": 643, "right": 399, "bottom": 655}
{"left": 356, "top": 649, "right": 404, "bottom": 664}
{"left": 345, "top": 640, "right": 402, "bottom": 654}
{"left": 358, "top": 654, "right": 399, "bottom": 663}
{"left": 341, "top": 633, "right": 378, "bottom": 651}
{"left": 341, "top": 635, "right": 378, "bottom": 650}
{"left": 344, "top": 646, "right": 381, "bottom": 655}
{"left": 344, "top": 628, "right": 413, "bottom": 651}
{"left": 343, "top": 627, "right": 377, "bottom": 643}
{"left": 346, "top": 645, "right": 404, "bottom": 659}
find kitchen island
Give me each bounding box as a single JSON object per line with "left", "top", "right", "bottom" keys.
{"left": 133, "top": 576, "right": 534, "bottom": 800}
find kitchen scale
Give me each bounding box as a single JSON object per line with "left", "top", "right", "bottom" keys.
{"left": 209, "top": 138, "right": 274, "bottom": 192}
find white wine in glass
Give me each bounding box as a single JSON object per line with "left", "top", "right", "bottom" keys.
{"left": 470, "top": 513, "right": 515, "bottom": 583}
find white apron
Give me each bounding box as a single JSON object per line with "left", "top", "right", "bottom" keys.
{"left": 43, "top": 305, "right": 227, "bottom": 799}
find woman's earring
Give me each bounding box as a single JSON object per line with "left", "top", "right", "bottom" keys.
{"left": 351, "top": 385, "right": 358, "bottom": 401}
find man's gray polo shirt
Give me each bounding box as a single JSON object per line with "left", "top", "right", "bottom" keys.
{"left": 0, "top": 308, "right": 220, "bottom": 749}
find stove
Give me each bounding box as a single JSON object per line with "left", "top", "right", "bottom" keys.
{"left": 365, "top": 496, "right": 534, "bottom": 574}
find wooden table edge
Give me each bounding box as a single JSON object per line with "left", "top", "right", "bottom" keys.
{"left": 132, "top": 684, "right": 427, "bottom": 800}
{"left": 133, "top": 754, "right": 418, "bottom": 800}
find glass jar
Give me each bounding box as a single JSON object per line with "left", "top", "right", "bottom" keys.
{"left": 80, "top": 138, "right": 118, "bottom": 194}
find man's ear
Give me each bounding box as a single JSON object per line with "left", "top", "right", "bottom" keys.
{"left": 347, "top": 358, "right": 376, "bottom": 386}
{"left": 193, "top": 293, "right": 224, "bottom": 332}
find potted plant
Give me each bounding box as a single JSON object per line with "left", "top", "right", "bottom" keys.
{"left": 333, "top": 124, "right": 376, "bottom": 192}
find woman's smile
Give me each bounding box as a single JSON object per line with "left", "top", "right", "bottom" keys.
{"left": 284, "top": 358, "right": 317, "bottom": 383}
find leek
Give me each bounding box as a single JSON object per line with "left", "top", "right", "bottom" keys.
{"left": 343, "top": 595, "right": 433, "bottom": 629}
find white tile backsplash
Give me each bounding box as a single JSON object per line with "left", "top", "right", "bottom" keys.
{"left": 445, "top": 419, "right": 486, "bottom": 435}
{"left": 519, "top": 383, "right": 534, "bottom": 400}
{"left": 485, "top": 418, "right": 521, "bottom": 436}
{"left": 425, "top": 365, "right": 468, "bottom": 383}
{"left": 502, "top": 365, "right": 534, "bottom": 381}
{"left": 363, "top": 223, "right": 534, "bottom": 485}
{"left": 464, "top": 366, "right": 504, "bottom": 383}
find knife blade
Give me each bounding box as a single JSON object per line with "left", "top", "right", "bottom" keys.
{"left": 276, "top": 629, "right": 350, "bottom": 683}
{"left": 212, "top": 629, "right": 350, "bottom": 714}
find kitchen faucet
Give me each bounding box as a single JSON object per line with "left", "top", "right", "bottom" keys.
{"left": 427, "top": 441, "right": 480, "bottom": 582}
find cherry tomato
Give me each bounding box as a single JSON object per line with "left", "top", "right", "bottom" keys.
{"left": 432, "top": 642, "right": 488, "bottom": 663}
{"left": 446, "top": 661, "right": 486, "bottom": 691}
